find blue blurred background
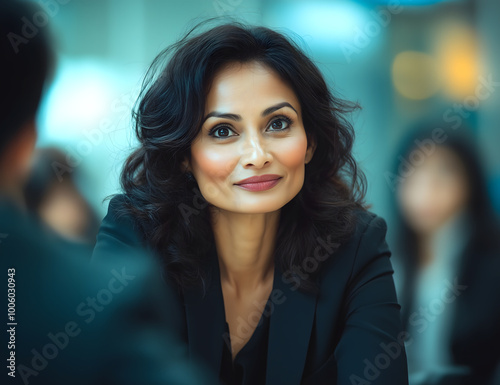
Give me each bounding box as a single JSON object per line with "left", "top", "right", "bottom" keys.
{"left": 17, "top": 1, "right": 500, "bottom": 382}
{"left": 31, "top": 0, "right": 500, "bottom": 222}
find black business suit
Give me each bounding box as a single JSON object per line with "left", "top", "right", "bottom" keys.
{"left": 92, "top": 195, "right": 409, "bottom": 385}
{"left": 0, "top": 195, "right": 218, "bottom": 385}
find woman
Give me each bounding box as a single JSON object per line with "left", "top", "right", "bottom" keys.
{"left": 390, "top": 123, "right": 500, "bottom": 385}
{"left": 92, "top": 22, "right": 408, "bottom": 385}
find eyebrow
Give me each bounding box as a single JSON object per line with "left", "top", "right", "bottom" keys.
{"left": 202, "top": 102, "right": 298, "bottom": 124}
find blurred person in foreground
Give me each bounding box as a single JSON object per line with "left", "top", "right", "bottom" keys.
{"left": 0, "top": 1, "right": 217, "bottom": 384}
{"left": 24, "top": 146, "right": 100, "bottom": 259}
{"left": 389, "top": 122, "right": 500, "bottom": 385}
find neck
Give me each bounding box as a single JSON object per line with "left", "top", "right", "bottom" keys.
{"left": 416, "top": 232, "right": 434, "bottom": 268}
{"left": 210, "top": 207, "right": 279, "bottom": 294}
{"left": 416, "top": 209, "right": 469, "bottom": 269}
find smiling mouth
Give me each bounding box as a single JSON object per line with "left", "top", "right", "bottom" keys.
{"left": 234, "top": 177, "right": 282, "bottom": 192}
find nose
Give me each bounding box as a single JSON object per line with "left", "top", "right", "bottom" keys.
{"left": 240, "top": 131, "right": 273, "bottom": 168}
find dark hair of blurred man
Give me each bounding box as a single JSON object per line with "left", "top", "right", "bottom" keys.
{"left": 0, "top": 0, "right": 53, "bottom": 203}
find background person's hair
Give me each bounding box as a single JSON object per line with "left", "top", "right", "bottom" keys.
{"left": 0, "top": 0, "right": 54, "bottom": 156}
{"left": 390, "top": 120, "right": 500, "bottom": 277}
{"left": 117, "top": 20, "right": 368, "bottom": 294}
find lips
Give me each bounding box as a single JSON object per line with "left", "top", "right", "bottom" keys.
{"left": 234, "top": 174, "right": 282, "bottom": 185}
{"left": 234, "top": 174, "right": 283, "bottom": 192}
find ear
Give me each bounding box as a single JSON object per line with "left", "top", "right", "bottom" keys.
{"left": 305, "top": 136, "right": 316, "bottom": 165}
{"left": 0, "top": 119, "right": 37, "bottom": 185}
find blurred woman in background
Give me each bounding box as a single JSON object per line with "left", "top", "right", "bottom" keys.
{"left": 391, "top": 123, "right": 500, "bottom": 385}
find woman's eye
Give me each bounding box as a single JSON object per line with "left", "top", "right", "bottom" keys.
{"left": 268, "top": 118, "right": 291, "bottom": 131}
{"left": 210, "top": 126, "right": 236, "bottom": 138}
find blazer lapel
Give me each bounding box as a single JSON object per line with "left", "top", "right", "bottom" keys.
{"left": 183, "top": 244, "right": 225, "bottom": 376}
{"left": 266, "top": 266, "right": 318, "bottom": 385}
{"left": 183, "top": 244, "right": 319, "bottom": 385}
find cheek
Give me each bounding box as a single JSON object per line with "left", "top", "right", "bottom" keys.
{"left": 191, "top": 143, "right": 238, "bottom": 182}
{"left": 437, "top": 177, "right": 469, "bottom": 212}
{"left": 276, "top": 136, "right": 308, "bottom": 170}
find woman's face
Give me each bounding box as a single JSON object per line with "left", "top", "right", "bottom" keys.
{"left": 397, "top": 145, "right": 470, "bottom": 235}
{"left": 184, "top": 61, "right": 315, "bottom": 214}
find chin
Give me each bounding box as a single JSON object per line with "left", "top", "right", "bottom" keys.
{"left": 216, "top": 198, "right": 290, "bottom": 214}
{"left": 236, "top": 205, "right": 284, "bottom": 214}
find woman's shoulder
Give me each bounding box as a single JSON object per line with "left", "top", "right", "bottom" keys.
{"left": 319, "top": 208, "right": 391, "bottom": 282}
{"left": 106, "top": 193, "right": 132, "bottom": 217}
{"left": 343, "top": 207, "right": 389, "bottom": 248}
{"left": 104, "top": 193, "right": 141, "bottom": 230}
{"left": 91, "top": 194, "right": 145, "bottom": 262}
{"left": 354, "top": 206, "right": 388, "bottom": 231}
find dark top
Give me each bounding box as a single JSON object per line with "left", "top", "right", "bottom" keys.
{"left": 92, "top": 194, "right": 410, "bottom": 385}
{"left": 220, "top": 309, "right": 270, "bottom": 385}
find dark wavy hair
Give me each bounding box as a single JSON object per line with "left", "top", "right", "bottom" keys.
{"left": 117, "top": 21, "right": 368, "bottom": 294}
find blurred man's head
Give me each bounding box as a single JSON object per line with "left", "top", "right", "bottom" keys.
{"left": 0, "top": 0, "right": 53, "bottom": 193}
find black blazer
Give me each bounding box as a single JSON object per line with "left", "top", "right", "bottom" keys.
{"left": 92, "top": 195, "right": 409, "bottom": 385}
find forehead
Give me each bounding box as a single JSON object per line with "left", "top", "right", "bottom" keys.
{"left": 205, "top": 61, "right": 301, "bottom": 115}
